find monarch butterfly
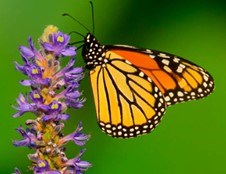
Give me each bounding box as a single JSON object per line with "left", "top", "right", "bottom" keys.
{"left": 81, "top": 34, "right": 214, "bottom": 138}
{"left": 65, "top": 3, "right": 214, "bottom": 138}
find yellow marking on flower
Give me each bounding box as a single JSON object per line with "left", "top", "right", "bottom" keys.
{"left": 46, "top": 53, "right": 55, "bottom": 61}
{"left": 51, "top": 103, "right": 59, "bottom": 110}
{"left": 40, "top": 25, "right": 58, "bottom": 43}
{"left": 32, "top": 68, "right": 39, "bottom": 74}
{"left": 57, "top": 36, "right": 64, "bottom": 43}
{"left": 38, "top": 161, "right": 46, "bottom": 168}
{"left": 42, "top": 88, "right": 48, "bottom": 94}
{"left": 33, "top": 93, "right": 41, "bottom": 99}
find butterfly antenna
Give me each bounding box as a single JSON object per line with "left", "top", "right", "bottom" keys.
{"left": 69, "top": 31, "right": 85, "bottom": 38}
{"left": 69, "top": 40, "right": 84, "bottom": 45}
{"left": 90, "top": 0, "right": 95, "bottom": 34}
{"left": 63, "top": 13, "right": 90, "bottom": 32}
{"left": 76, "top": 44, "right": 85, "bottom": 51}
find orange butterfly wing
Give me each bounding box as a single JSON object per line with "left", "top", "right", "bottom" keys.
{"left": 89, "top": 49, "right": 167, "bottom": 138}
{"left": 107, "top": 45, "right": 214, "bottom": 106}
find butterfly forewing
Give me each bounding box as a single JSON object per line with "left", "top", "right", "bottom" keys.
{"left": 106, "top": 45, "right": 214, "bottom": 106}
{"left": 89, "top": 51, "right": 166, "bottom": 138}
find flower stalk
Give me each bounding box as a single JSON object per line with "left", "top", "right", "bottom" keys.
{"left": 13, "top": 25, "right": 91, "bottom": 173}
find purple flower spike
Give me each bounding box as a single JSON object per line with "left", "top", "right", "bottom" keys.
{"left": 42, "top": 32, "right": 76, "bottom": 57}
{"left": 13, "top": 26, "right": 90, "bottom": 173}
{"left": 60, "top": 122, "right": 90, "bottom": 146}
{"left": 19, "top": 37, "right": 36, "bottom": 59}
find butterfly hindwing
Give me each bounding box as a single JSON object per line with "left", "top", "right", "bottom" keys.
{"left": 89, "top": 50, "right": 166, "bottom": 138}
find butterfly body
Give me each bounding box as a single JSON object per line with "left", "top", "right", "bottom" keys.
{"left": 82, "top": 33, "right": 214, "bottom": 138}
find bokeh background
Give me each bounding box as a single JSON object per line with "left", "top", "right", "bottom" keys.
{"left": 0, "top": 0, "right": 225, "bottom": 173}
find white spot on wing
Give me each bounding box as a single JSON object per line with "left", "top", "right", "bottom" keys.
{"left": 204, "top": 75, "right": 209, "bottom": 81}
{"left": 177, "top": 91, "right": 184, "bottom": 97}
{"left": 203, "top": 82, "right": 208, "bottom": 88}
{"left": 158, "top": 53, "right": 170, "bottom": 58}
{"left": 150, "top": 55, "right": 156, "bottom": 58}
{"left": 146, "top": 49, "right": 153, "bottom": 53}
{"left": 198, "top": 88, "right": 203, "bottom": 93}
{"left": 139, "top": 72, "right": 144, "bottom": 77}
{"left": 162, "top": 59, "right": 170, "bottom": 65}
{"left": 169, "top": 92, "right": 174, "bottom": 97}
{"left": 165, "top": 96, "right": 170, "bottom": 101}
{"left": 177, "top": 66, "right": 183, "bottom": 73}
{"left": 173, "top": 57, "right": 180, "bottom": 63}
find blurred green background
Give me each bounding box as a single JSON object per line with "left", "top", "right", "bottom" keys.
{"left": 0, "top": 0, "right": 225, "bottom": 173}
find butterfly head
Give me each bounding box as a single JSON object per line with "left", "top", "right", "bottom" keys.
{"left": 82, "top": 33, "right": 105, "bottom": 70}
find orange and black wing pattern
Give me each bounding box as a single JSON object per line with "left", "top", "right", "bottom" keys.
{"left": 107, "top": 45, "right": 214, "bottom": 106}
{"left": 82, "top": 34, "right": 214, "bottom": 138}
{"left": 89, "top": 49, "right": 167, "bottom": 138}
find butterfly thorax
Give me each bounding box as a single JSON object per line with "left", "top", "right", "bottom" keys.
{"left": 82, "top": 33, "right": 107, "bottom": 70}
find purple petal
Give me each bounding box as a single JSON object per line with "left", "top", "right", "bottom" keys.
{"left": 19, "top": 46, "right": 35, "bottom": 59}
{"left": 67, "top": 67, "right": 83, "bottom": 74}
{"left": 39, "top": 104, "right": 50, "bottom": 112}
{"left": 28, "top": 36, "right": 35, "bottom": 51}
{"left": 66, "top": 98, "right": 85, "bottom": 109}
{"left": 60, "top": 122, "right": 90, "bottom": 146}
{"left": 73, "top": 134, "right": 91, "bottom": 146}
{"left": 64, "top": 149, "right": 91, "bottom": 172}
{"left": 61, "top": 47, "right": 76, "bottom": 57}
{"left": 15, "top": 62, "right": 26, "bottom": 73}
{"left": 65, "top": 90, "right": 81, "bottom": 99}
{"left": 37, "top": 78, "right": 51, "bottom": 86}
{"left": 13, "top": 168, "right": 21, "bottom": 174}
{"left": 13, "top": 127, "right": 36, "bottom": 147}
{"left": 20, "top": 80, "right": 32, "bottom": 86}
{"left": 35, "top": 171, "right": 61, "bottom": 174}
{"left": 42, "top": 113, "right": 69, "bottom": 122}
{"left": 65, "top": 68, "right": 83, "bottom": 80}
{"left": 13, "top": 139, "right": 30, "bottom": 147}
{"left": 60, "top": 114, "right": 70, "bottom": 120}
{"left": 76, "top": 160, "right": 92, "bottom": 169}
{"left": 42, "top": 42, "right": 55, "bottom": 51}
{"left": 19, "top": 37, "right": 36, "bottom": 59}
